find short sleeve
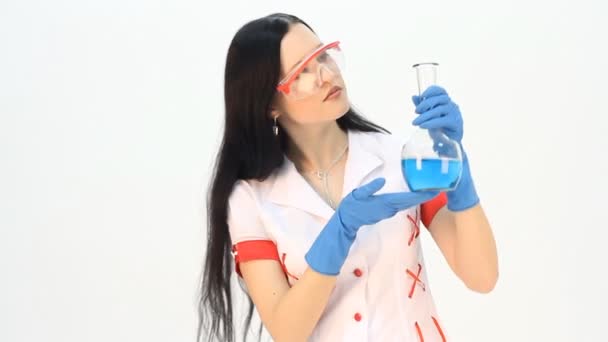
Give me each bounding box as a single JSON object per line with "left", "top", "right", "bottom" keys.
{"left": 421, "top": 192, "right": 448, "bottom": 228}
{"left": 227, "top": 180, "right": 279, "bottom": 277}
{"left": 227, "top": 180, "right": 268, "bottom": 243}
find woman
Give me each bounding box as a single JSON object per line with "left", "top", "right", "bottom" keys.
{"left": 199, "top": 13, "right": 498, "bottom": 342}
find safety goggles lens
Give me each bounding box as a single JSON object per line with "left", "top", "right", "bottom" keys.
{"left": 277, "top": 42, "right": 345, "bottom": 100}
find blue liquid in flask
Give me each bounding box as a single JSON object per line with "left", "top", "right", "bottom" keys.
{"left": 401, "top": 158, "right": 463, "bottom": 191}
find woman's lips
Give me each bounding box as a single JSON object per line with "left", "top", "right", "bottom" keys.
{"left": 324, "top": 86, "right": 343, "bottom": 101}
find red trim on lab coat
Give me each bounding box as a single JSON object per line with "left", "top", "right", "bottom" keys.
{"left": 420, "top": 192, "right": 447, "bottom": 228}
{"left": 432, "top": 316, "right": 447, "bottom": 342}
{"left": 232, "top": 240, "right": 280, "bottom": 277}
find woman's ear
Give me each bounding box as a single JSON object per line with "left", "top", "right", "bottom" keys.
{"left": 270, "top": 108, "right": 281, "bottom": 120}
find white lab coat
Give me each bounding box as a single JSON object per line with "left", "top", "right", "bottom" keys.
{"left": 228, "top": 129, "right": 449, "bottom": 341}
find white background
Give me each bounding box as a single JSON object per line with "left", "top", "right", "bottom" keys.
{"left": 1, "top": 0, "right": 607, "bottom": 341}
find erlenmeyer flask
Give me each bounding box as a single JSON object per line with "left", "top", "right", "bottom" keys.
{"left": 401, "top": 63, "right": 463, "bottom": 191}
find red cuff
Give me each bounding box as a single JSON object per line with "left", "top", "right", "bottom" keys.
{"left": 421, "top": 192, "right": 447, "bottom": 228}
{"left": 232, "top": 240, "right": 280, "bottom": 277}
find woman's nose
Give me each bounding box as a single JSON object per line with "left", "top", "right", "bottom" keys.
{"left": 317, "top": 64, "right": 337, "bottom": 87}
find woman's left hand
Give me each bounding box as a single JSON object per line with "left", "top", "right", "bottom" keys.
{"left": 411, "top": 85, "right": 464, "bottom": 144}
{"left": 411, "top": 85, "right": 480, "bottom": 212}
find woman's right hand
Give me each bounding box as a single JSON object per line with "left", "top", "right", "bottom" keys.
{"left": 305, "top": 177, "right": 438, "bottom": 276}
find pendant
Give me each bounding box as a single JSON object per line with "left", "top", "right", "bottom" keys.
{"left": 313, "top": 171, "right": 326, "bottom": 180}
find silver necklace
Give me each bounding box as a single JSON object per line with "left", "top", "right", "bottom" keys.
{"left": 299, "top": 144, "right": 349, "bottom": 209}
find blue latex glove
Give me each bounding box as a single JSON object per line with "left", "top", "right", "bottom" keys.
{"left": 305, "top": 177, "right": 438, "bottom": 275}
{"left": 411, "top": 85, "right": 480, "bottom": 212}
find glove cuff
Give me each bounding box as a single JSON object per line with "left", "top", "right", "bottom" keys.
{"left": 447, "top": 153, "right": 480, "bottom": 211}
{"left": 304, "top": 211, "right": 354, "bottom": 276}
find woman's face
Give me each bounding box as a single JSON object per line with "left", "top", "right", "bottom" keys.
{"left": 273, "top": 23, "right": 350, "bottom": 126}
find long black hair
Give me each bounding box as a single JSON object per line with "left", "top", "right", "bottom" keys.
{"left": 197, "top": 13, "right": 389, "bottom": 342}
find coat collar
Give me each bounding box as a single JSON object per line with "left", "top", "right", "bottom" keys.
{"left": 267, "top": 129, "right": 384, "bottom": 220}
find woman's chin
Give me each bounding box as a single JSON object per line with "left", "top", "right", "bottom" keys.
{"left": 332, "top": 102, "right": 350, "bottom": 120}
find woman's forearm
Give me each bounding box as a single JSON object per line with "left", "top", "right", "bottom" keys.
{"left": 268, "top": 268, "right": 337, "bottom": 342}
{"left": 452, "top": 203, "right": 499, "bottom": 292}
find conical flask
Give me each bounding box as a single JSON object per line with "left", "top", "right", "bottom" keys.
{"left": 401, "top": 63, "right": 463, "bottom": 191}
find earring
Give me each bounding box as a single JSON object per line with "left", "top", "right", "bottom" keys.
{"left": 273, "top": 116, "right": 279, "bottom": 136}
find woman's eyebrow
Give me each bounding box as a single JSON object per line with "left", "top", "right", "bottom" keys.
{"left": 287, "top": 42, "right": 324, "bottom": 72}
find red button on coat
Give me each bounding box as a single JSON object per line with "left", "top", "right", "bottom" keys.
{"left": 353, "top": 268, "right": 363, "bottom": 277}
{"left": 354, "top": 313, "right": 362, "bottom": 321}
